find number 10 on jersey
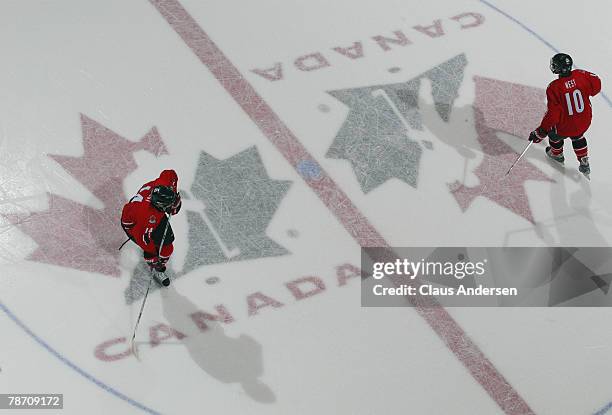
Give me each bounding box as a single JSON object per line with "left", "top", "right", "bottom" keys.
{"left": 565, "top": 89, "right": 584, "bottom": 115}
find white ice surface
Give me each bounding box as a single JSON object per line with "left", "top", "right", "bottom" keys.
{"left": 0, "top": 1, "right": 611, "bottom": 414}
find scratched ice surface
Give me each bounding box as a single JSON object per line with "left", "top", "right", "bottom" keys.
{"left": 1, "top": 0, "right": 611, "bottom": 414}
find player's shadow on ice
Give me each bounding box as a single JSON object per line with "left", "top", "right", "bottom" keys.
{"left": 160, "top": 286, "right": 276, "bottom": 404}
{"left": 419, "top": 100, "right": 549, "bottom": 164}
{"left": 418, "top": 100, "right": 482, "bottom": 158}
{"left": 543, "top": 169, "right": 607, "bottom": 246}
{"left": 417, "top": 100, "right": 561, "bottom": 182}
{"left": 416, "top": 101, "right": 524, "bottom": 186}
{"left": 503, "top": 166, "right": 609, "bottom": 248}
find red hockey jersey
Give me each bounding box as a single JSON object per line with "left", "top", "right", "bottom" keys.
{"left": 121, "top": 170, "right": 181, "bottom": 253}
{"left": 539, "top": 69, "right": 601, "bottom": 137}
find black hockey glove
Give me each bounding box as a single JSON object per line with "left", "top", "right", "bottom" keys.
{"left": 167, "top": 192, "right": 182, "bottom": 215}
{"left": 528, "top": 127, "right": 548, "bottom": 143}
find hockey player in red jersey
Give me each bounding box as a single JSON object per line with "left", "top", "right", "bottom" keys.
{"left": 528, "top": 53, "right": 601, "bottom": 178}
{"left": 121, "top": 170, "right": 182, "bottom": 284}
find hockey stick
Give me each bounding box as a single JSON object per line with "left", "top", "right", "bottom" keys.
{"left": 131, "top": 213, "right": 171, "bottom": 360}
{"left": 118, "top": 238, "right": 130, "bottom": 251}
{"left": 505, "top": 141, "right": 533, "bottom": 176}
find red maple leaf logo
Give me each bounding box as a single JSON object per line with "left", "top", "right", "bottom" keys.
{"left": 449, "top": 76, "right": 553, "bottom": 223}
{"left": 4, "top": 114, "right": 168, "bottom": 276}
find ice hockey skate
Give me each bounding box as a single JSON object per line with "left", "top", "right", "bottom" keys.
{"left": 545, "top": 146, "right": 565, "bottom": 164}
{"left": 151, "top": 270, "right": 170, "bottom": 287}
{"left": 579, "top": 156, "right": 591, "bottom": 180}
{"left": 146, "top": 257, "right": 170, "bottom": 286}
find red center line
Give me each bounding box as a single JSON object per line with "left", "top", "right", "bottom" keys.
{"left": 149, "top": 1, "right": 534, "bottom": 413}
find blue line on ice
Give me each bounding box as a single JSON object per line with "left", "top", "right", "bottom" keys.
{"left": 480, "top": 0, "right": 612, "bottom": 108}
{"left": 594, "top": 402, "right": 612, "bottom": 415}
{"left": 0, "top": 301, "right": 161, "bottom": 415}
